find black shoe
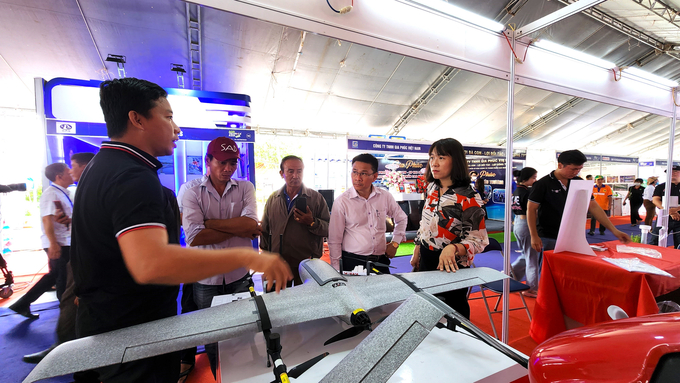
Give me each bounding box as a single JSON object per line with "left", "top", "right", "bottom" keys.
{"left": 22, "top": 344, "right": 56, "bottom": 364}
{"left": 8, "top": 304, "right": 39, "bottom": 319}
{"left": 588, "top": 231, "right": 594, "bottom": 236}
{"left": 600, "top": 231, "right": 605, "bottom": 235}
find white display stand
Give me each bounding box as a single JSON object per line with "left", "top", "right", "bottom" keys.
{"left": 213, "top": 298, "right": 527, "bottom": 383}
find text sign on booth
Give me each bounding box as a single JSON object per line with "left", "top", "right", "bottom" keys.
{"left": 348, "top": 139, "right": 430, "bottom": 154}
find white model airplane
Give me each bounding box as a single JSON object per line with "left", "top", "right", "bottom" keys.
{"left": 24, "top": 259, "right": 525, "bottom": 383}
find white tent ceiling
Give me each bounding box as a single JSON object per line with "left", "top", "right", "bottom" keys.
{"left": 2, "top": 0, "right": 680, "bottom": 159}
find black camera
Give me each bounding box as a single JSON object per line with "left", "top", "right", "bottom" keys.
{"left": 0, "top": 183, "right": 27, "bottom": 193}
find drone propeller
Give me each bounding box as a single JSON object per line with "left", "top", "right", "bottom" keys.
{"left": 323, "top": 309, "right": 388, "bottom": 346}
{"left": 287, "top": 352, "right": 330, "bottom": 379}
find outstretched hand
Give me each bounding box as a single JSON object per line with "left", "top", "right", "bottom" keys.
{"left": 613, "top": 229, "right": 631, "bottom": 244}
{"left": 246, "top": 251, "right": 292, "bottom": 293}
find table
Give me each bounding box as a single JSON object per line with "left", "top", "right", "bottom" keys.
{"left": 530, "top": 241, "right": 680, "bottom": 344}
{"left": 213, "top": 299, "right": 528, "bottom": 382}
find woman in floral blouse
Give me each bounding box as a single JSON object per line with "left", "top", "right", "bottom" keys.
{"left": 410, "top": 138, "right": 489, "bottom": 319}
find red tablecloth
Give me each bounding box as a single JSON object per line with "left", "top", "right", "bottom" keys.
{"left": 529, "top": 241, "right": 680, "bottom": 344}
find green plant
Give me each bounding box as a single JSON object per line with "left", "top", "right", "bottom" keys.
{"left": 631, "top": 234, "right": 641, "bottom": 243}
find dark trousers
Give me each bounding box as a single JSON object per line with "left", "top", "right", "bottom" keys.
{"left": 194, "top": 274, "right": 252, "bottom": 378}
{"left": 11, "top": 246, "right": 69, "bottom": 311}
{"left": 630, "top": 200, "right": 643, "bottom": 224}
{"left": 651, "top": 219, "right": 680, "bottom": 248}
{"left": 644, "top": 200, "right": 656, "bottom": 226}
{"left": 282, "top": 255, "right": 306, "bottom": 287}
{"left": 589, "top": 210, "right": 610, "bottom": 234}
{"left": 179, "top": 283, "right": 198, "bottom": 365}
{"left": 341, "top": 251, "right": 391, "bottom": 274}
{"left": 418, "top": 246, "right": 470, "bottom": 319}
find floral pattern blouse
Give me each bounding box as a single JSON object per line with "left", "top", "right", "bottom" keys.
{"left": 415, "top": 182, "right": 489, "bottom": 256}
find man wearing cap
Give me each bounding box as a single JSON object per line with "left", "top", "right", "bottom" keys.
{"left": 260, "top": 155, "right": 330, "bottom": 286}
{"left": 589, "top": 176, "right": 613, "bottom": 236}
{"left": 651, "top": 166, "right": 680, "bottom": 247}
{"left": 181, "top": 136, "right": 262, "bottom": 378}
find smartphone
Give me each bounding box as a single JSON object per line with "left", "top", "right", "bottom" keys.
{"left": 53, "top": 200, "right": 64, "bottom": 212}
{"left": 295, "top": 197, "right": 307, "bottom": 212}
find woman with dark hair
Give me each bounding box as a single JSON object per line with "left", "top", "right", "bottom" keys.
{"left": 409, "top": 138, "right": 489, "bottom": 319}
{"left": 510, "top": 167, "right": 539, "bottom": 297}
{"left": 623, "top": 178, "right": 645, "bottom": 226}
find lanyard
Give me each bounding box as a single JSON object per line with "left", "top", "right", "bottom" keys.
{"left": 52, "top": 185, "right": 73, "bottom": 208}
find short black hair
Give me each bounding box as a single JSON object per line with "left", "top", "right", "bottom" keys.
{"left": 280, "top": 155, "right": 303, "bottom": 172}
{"left": 425, "top": 138, "right": 471, "bottom": 188}
{"left": 352, "top": 153, "right": 378, "bottom": 173}
{"left": 70, "top": 152, "right": 95, "bottom": 167}
{"left": 558, "top": 150, "right": 588, "bottom": 166}
{"left": 99, "top": 78, "right": 168, "bottom": 139}
{"left": 635, "top": 178, "right": 644, "bottom": 183}
{"left": 514, "top": 167, "right": 537, "bottom": 183}
{"left": 586, "top": 174, "right": 593, "bottom": 179}
{"left": 45, "top": 163, "right": 68, "bottom": 182}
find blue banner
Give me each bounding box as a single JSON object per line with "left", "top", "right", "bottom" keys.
{"left": 348, "top": 138, "right": 429, "bottom": 154}
{"left": 655, "top": 160, "right": 680, "bottom": 166}
{"left": 601, "top": 155, "right": 638, "bottom": 164}
{"left": 46, "top": 120, "right": 255, "bottom": 142}
{"left": 639, "top": 161, "right": 654, "bottom": 167}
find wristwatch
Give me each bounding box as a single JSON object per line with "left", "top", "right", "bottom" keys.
{"left": 309, "top": 220, "right": 315, "bottom": 228}
{"left": 389, "top": 241, "right": 399, "bottom": 248}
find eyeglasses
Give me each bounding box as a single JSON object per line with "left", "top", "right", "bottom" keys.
{"left": 351, "top": 171, "right": 375, "bottom": 178}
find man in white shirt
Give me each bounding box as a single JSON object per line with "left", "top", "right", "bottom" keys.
{"left": 9, "top": 163, "right": 73, "bottom": 319}
{"left": 329, "top": 153, "right": 408, "bottom": 274}
{"left": 181, "top": 137, "right": 262, "bottom": 377}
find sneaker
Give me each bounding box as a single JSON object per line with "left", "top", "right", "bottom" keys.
{"left": 522, "top": 290, "right": 538, "bottom": 298}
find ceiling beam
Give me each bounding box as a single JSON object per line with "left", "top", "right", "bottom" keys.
{"left": 582, "top": 113, "right": 661, "bottom": 148}
{"left": 495, "top": 0, "right": 529, "bottom": 24}
{"left": 630, "top": 127, "right": 679, "bottom": 155}
{"left": 557, "top": 0, "right": 680, "bottom": 63}
{"left": 387, "top": 66, "right": 460, "bottom": 136}
{"left": 517, "top": 0, "right": 606, "bottom": 38}
{"left": 75, "top": 0, "right": 110, "bottom": 80}
{"left": 631, "top": 0, "right": 680, "bottom": 31}
{"left": 255, "top": 126, "right": 345, "bottom": 139}
{"left": 498, "top": 97, "right": 585, "bottom": 145}
{"left": 186, "top": 3, "right": 203, "bottom": 90}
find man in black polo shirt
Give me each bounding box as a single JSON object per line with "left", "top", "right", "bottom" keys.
{"left": 650, "top": 165, "right": 680, "bottom": 247}
{"left": 70, "top": 78, "right": 292, "bottom": 382}
{"left": 527, "top": 150, "right": 629, "bottom": 260}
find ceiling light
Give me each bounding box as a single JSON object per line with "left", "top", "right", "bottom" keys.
{"left": 534, "top": 40, "right": 615, "bottom": 69}
{"left": 625, "top": 67, "right": 678, "bottom": 87}
{"left": 410, "top": 0, "right": 505, "bottom": 32}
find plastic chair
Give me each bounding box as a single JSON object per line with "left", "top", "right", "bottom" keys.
{"left": 468, "top": 238, "right": 533, "bottom": 339}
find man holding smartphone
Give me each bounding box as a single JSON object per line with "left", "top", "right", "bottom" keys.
{"left": 260, "top": 155, "right": 330, "bottom": 286}
{"left": 9, "top": 163, "right": 73, "bottom": 318}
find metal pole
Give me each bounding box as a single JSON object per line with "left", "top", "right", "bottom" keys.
{"left": 660, "top": 88, "right": 677, "bottom": 247}
{"left": 501, "top": 29, "right": 515, "bottom": 344}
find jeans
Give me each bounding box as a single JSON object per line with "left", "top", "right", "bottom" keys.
{"left": 650, "top": 219, "right": 680, "bottom": 248}
{"left": 590, "top": 210, "right": 610, "bottom": 234}
{"left": 511, "top": 218, "right": 540, "bottom": 291}
{"left": 179, "top": 283, "right": 198, "bottom": 365}
{"left": 193, "top": 274, "right": 252, "bottom": 378}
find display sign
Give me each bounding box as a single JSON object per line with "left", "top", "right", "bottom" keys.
{"left": 377, "top": 158, "right": 427, "bottom": 180}
{"left": 655, "top": 160, "right": 680, "bottom": 166}
{"left": 46, "top": 120, "right": 255, "bottom": 142}
{"left": 601, "top": 155, "right": 639, "bottom": 164}
{"left": 639, "top": 161, "right": 654, "bottom": 167}
{"left": 620, "top": 175, "right": 636, "bottom": 183}
{"left": 348, "top": 138, "right": 430, "bottom": 154}
{"left": 464, "top": 145, "right": 526, "bottom": 160}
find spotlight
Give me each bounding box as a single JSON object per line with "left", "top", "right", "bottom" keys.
{"left": 171, "top": 64, "right": 186, "bottom": 88}
{"left": 105, "top": 54, "right": 127, "bottom": 78}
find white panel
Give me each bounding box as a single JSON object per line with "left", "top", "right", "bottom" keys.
{"left": 191, "top": 0, "right": 679, "bottom": 118}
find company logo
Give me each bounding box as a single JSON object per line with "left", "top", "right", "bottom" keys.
{"left": 56, "top": 122, "right": 76, "bottom": 134}
{"left": 221, "top": 144, "right": 238, "bottom": 152}
{"left": 331, "top": 282, "right": 347, "bottom": 288}
{"left": 352, "top": 141, "right": 359, "bottom": 148}
{"left": 228, "top": 131, "right": 242, "bottom": 138}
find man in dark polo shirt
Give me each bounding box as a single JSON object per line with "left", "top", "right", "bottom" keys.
{"left": 651, "top": 165, "right": 680, "bottom": 247}
{"left": 527, "top": 150, "right": 629, "bottom": 261}
{"left": 70, "top": 78, "right": 292, "bottom": 383}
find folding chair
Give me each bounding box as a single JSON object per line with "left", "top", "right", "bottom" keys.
{"left": 467, "top": 238, "right": 533, "bottom": 339}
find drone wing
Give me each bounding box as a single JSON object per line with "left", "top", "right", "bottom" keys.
{"left": 23, "top": 281, "right": 346, "bottom": 383}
